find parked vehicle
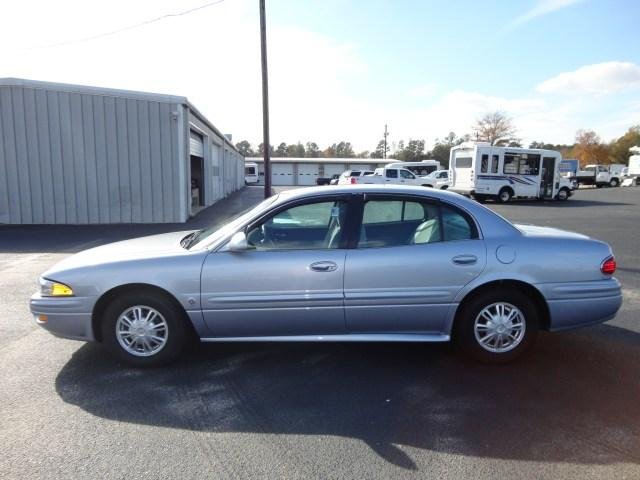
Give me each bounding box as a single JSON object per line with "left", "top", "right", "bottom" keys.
{"left": 31, "top": 185, "right": 622, "bottom": 367}
{"left": 316, "top": 174, "right": 340, "bottom": 186}
{"left": 353, "top": 167, "right": 431, "bottom": 186}
{"left": 245, "top": 162, "right": 259, "bottom": 185}
{"left": 422, "top": 170, "right": 449, "bottom": 189}
{"left": 336, "top": 170, "right": 375, "bottom": 185}
{"left": 573, "top": 164, "right": 625, "bottom": 188}
{"left": 386, "top": 160, "right": 441, "bottom": 177}
{"left": 449, "top": 143, "right": 574, "bottom": 202}
{"left": 621, "top": 149, "right": 640, "bottom": 186}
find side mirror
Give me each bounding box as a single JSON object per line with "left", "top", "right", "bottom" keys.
{"left": 227, "top": 231, "right": 253, "bottom": 252}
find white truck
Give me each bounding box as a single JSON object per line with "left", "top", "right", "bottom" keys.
{"left": 421, "top": 170, "right": 450, "bottom": 189}
{"left": 353, "top": 167, "right": 433, "bottom": 186}
{"left": 622, "top": 147, "right": 640, "bottom": 186}
{"left": 385, "top": 160, "right": 441, "bottom": 177}
{"left": 573, "top": 164, "right": 625, "bottom": 187}
{"left": 336, "top": 169, "right": 375, "bottom": 185}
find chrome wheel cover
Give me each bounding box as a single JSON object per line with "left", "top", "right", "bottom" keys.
{"left": 474, "top": 302, "right": 526, "bottom": 353}
{"left": 116, "top": 305, "right": 168, "bottom": 357}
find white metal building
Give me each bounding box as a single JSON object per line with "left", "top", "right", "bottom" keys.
{"left": 245, "top": 157, "right": 388, "bottom": 186}
{"left": 0, "top": 78, "right": 244, "bottom": 224}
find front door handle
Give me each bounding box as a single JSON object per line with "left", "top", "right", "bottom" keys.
{"left": 309, "top": 261, "right": 338, "bottom": 272}
{"left": 452, "top": 255, "right": 477, "bottom": 265}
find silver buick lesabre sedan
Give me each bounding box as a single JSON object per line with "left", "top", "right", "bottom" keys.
{"left": 31, "top": 185, "right": 622, "bottom": 366}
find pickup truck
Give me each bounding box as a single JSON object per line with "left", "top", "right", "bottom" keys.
{"left": 353, "top": 167, "right": 431, "bottom": 186}
{"left": 573, "top": 164, "right": 625, "bottom": 187}
{"left": 421, "top": 170, "right": 450, "bottom": 189}
{"left": 336, "top": 170, "right": 375, "bottom": 185}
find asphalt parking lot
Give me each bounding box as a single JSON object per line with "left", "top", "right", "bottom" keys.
{"left": 1, "top": 186, "right": 639, "bottom": 479}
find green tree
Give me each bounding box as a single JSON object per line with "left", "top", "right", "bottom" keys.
{"left": 335, "top": 141, "right": 355, "bottom": 158}
{"left": 235, "top": 140, "right": 255, "bottom": 157}
{"left": 305, "top": 142, "right": 320, "bottom": 158}
{"left": 428, "top": 132, "right": 467, "bottom": 169}
{"left": 609, "top": 125, "right": 640, "bottom": 164}
{"left": 371, "top": 140, "right": 389, "bottom": 158}
{"left": 286, "top": 143, "right": 305, "bottom": 158}
{"left": 275, "top": 142, "right": 288, "bottom": 157}
{"left": 356, "top": 150, "right": 370, "bottom": 158}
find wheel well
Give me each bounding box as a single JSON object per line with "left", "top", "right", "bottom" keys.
{"left": 91, "top": 283, "right": 195, "bottom": 342}
{"left": 499, "top": 186, "right": 514, "bottom": 196}
{"left": 454, "top": 280, "right": 551, "bottom": 331}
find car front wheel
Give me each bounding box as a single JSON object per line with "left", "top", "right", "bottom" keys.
{"left": 101, "top": 292, "right": 189, "bottom": 367}
{"left": 454, "top": 289, "right": 539, "bottom": 363}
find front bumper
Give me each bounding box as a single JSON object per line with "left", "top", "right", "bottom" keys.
{"left": 29, "top": 293, "right": 96, "bottom": 341}
{"left": 536, "top": 278, "right": 623, "bottom": 331}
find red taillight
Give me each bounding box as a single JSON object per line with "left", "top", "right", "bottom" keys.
{"left": 350, "top": 177, "right": 356, "bottom": 184}
{"left": 601, "top": 256, "right": 616, "bottom": 275}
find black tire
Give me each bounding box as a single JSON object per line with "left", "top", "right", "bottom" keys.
{"left": 441, "top": 185, "right": 449, "bottom": 190}
{"left": 497, "top": 188, "right": 513, "bottom": 203}
{"left": 101, "top": 291, "right": 189, "bottom": 367}
{"left": 474, "top": 195, "right": 487, "bottom": 203}
{"left": 421, "top": 184, "right": 433, "bottom": 188}
{"left": 609, "top": 178, "right": 619, "bottom": 187}
{"left": 454, "top": 289, "right": 539, "bottom": 364}
{"left": 556, "top": 188, "right": 569, "bottom": 201}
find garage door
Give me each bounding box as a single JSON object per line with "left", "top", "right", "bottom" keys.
{"left": 297, "top": 163, "right": 319, "bottom": 185}
{"left": 271, "top": 163, "right": 295, "bottom": 185}
{"left": 190, "top": 130, "right": 204, "bottom": 157}
{"left": 349, "top": 164, "right": 371, "bottom": 171}
{"left": 323, "top": 163, "right": 347, "bottom": 177}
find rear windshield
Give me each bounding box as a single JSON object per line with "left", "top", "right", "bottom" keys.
{"left": 455, "top": 157, "right": 473, "bottom": 168}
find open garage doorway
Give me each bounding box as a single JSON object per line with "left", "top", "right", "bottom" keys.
{"left": 189, "top": 130, "right": 205, "bottom": 213}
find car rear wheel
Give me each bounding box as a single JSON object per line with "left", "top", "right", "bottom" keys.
{"left": 454, "top": 289, "right": 539, "bottom": 363}
{"left": 101, "top": 292, "right": 189, "bottom": 367}
{"left": 497, "top": 188, "right": 512, "bottom": 203}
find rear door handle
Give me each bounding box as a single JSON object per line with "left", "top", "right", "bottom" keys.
{"left": 309, "top": 261, "right": 338, "bottom": 272}
{"left": 452, "top": 255, "right": 477, "bottom": 265}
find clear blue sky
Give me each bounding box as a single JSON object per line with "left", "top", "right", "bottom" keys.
{"left": 3, "top": 0, "right": 639, "bottom": 150}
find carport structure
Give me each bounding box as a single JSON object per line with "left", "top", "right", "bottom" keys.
{"left": 0, "top": 78, "right": 244, "bottom": 224}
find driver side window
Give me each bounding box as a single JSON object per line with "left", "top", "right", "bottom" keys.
{"left": 246, "top": 200, "right": 348, "bottom": 250}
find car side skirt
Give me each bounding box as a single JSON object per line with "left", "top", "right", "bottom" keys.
{"left": 200, "top": 333, "right": 450, "bottom": 342}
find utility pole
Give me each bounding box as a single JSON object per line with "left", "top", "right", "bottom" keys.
{"left": 383, "top": 124, "right": 389, "bottom": 159}
{"left": 259, "top": 0, "right": 271, "bottom": 198}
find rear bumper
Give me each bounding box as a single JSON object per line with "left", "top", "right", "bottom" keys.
{"left": 29, "top": 293, "right": 96, "bottom": 341}
{"left": 536, "top": 278, "right": 623, "bottom": 331}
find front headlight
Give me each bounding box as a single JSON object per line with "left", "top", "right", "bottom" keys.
{"left": 39, "top": 277, "right": 74, "bottom": 297}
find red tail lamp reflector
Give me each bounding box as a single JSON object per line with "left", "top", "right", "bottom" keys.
{"left": 601, "top": 256, "right": 616, "bottom": 275}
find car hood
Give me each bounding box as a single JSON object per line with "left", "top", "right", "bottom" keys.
{"left": 44, "top": 231, "right": 194, "bottom": 276}
{"left": 515, "top": 224, "right": 589, "bottom": 240}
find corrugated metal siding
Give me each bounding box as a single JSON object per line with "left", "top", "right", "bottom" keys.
{"left": 0, "top": 85, "right": 183, "bottom": 224}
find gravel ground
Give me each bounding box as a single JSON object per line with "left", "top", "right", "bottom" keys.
{"left": 1, "top": 185, "right": 639, "bottom": 480}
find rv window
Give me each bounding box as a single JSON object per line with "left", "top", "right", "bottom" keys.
{"left": 245, "top": 166, "right": 256, "bottom": 175}
{"left": 492, "top": 155, "right": 499, "bottom": 173}
{"left": 480, "top": 155, "right": 489, "bottom": 173}
{"left": 503, "top": 154, "right": 518, "bottom": 174}
{"left": 456, "top": 157, "right": 472, "bottom": 168}
{"left": 518, "top": 154, "right": 540, "bottom": 175}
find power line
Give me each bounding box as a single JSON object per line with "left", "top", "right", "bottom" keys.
{"left": 37, "top": 0, "right": 226, "bottom": 49}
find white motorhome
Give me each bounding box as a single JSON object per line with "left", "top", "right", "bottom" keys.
{"left": 449, "top": 143, "right": 573, "bottom": 202}
{"left": 385, "top": 160, "right": 441, "bottom": 177}
{"left": 622, "top": 146, "right": 640, "bottom": 186}
{"left": 245, "top": 162, "right": 259, "bottom": 185}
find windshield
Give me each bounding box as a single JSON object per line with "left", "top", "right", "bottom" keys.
{"left": 187, "top": 195, "right": 279, "bottom": 249}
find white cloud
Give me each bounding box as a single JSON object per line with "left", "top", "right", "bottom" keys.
{"left": 509, "top": 0, "right": 584, "bottom": 29}
{"left": 407, "top": 83, "right": 438, "bottom": 99}
{"left": 536, "top": 61, "right": 640, "bottom": 95}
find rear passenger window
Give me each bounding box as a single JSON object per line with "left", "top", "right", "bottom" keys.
{"left": 480, "top": 154, "right": 489, "bottom": 173}
{"left": 358, "top": 199, "right": 478, "bottom": 248}
{"left": 386, "top": 169, "right": 398, "bottom": 178}
{"left": 441, "top": 205, "right": 477, "bottom": 241}
{"left": 491, "top": 155, "right": 499, "bottom": 173}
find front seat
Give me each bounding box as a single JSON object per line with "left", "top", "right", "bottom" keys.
{"left": 412, "top": 218, "right": 440, "bottom": 244}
